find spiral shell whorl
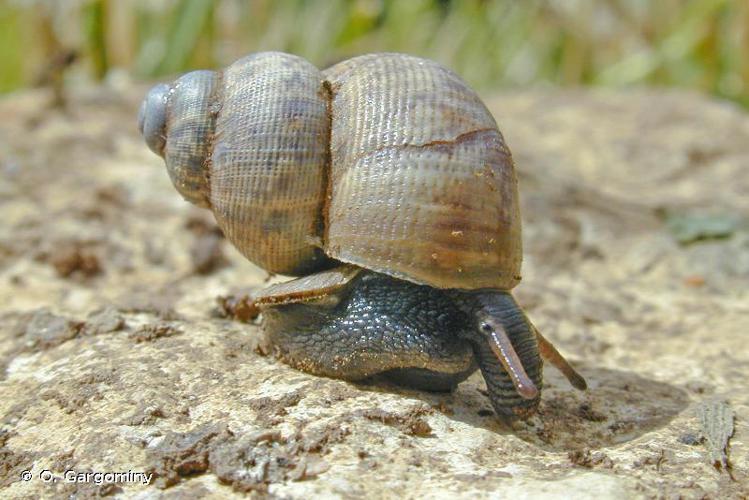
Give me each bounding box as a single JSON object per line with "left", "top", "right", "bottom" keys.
{"left": 210, "top": 52, "right": 332, "bottom": 275}
{"left": 162, "top": 70, "right": 218, "bottom": 208}
{"left": 140, "top": 71, "right": 217, "bottom": 207}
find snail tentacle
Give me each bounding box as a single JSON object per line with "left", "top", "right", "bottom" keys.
{"left": 534, "top": 326, "right": 587, "bottom": 391}
{"left": 477, "top": 313, "right": 539, "bottom": 400}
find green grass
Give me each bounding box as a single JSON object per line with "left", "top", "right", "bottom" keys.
{"left": 1, "top": 0, "right": 748, "bottom": 107}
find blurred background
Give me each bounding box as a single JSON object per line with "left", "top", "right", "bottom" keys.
{"left": 1, "top": 0, "right": 748, "bottom": 106}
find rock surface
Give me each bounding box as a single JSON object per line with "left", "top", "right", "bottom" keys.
{"left": 0, "top": 86, "right": 747, "bottom": 498}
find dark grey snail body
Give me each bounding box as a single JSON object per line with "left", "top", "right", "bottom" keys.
{"left": 138, "top": 51, "right": 587, "bottom": 419}
{"left": 259, "top": 270, "right": 544, "bottom": 417}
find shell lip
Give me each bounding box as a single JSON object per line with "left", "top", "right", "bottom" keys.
{"left": 326, "top": 252, "right": 520, "bottom": 291}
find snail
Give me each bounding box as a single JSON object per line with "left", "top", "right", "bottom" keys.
{"left": 138, "top": 52, "right": 587, "bottom": 418}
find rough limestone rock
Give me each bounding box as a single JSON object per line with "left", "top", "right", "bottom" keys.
{"left": 1, "top": 85, "right": 747, "bottom": 498}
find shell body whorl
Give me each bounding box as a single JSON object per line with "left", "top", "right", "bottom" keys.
{"left": 323, "top": 53, "right": 522, "bottom": 290}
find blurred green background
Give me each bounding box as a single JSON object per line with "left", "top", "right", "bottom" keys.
{"left": 1, "top": 0, "right": 747, "bottom": 106}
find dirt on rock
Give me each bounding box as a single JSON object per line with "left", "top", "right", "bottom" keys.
{"left": 0, "top": 85, "right": 747, "bottom": 498}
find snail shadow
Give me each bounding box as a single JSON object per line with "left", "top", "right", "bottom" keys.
{"left": 358, "top": 364, "right": 689, "bottom": 451}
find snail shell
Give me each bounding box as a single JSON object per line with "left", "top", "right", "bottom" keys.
{"left": 139, "top": 51, "right": 522, "bottom": 289}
